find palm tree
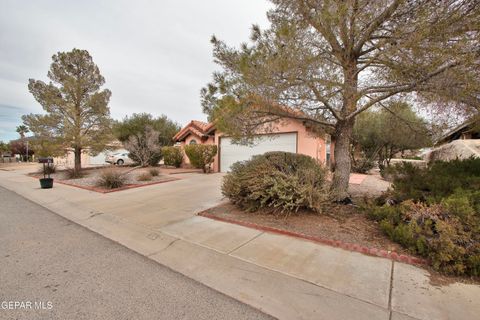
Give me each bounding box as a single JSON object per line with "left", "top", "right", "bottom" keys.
{"left": 16, "top": 125, "right": 29, "bottom": 139}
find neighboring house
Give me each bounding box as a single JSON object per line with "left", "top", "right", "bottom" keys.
{"left": 428, "top": 118, "right": 480, "bottom": 162}
{"left": 173, "top": 119, "right": 333, "bottom": 172}
{"left": 435, "top": 118, "right": 480, "bottom": 146}
{"left": 53, "top": 141, "right": 126, "bottom": 167}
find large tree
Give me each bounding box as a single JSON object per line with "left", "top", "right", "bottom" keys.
{"left": 24, "top": 48, "right": 112, "bottom": 172}
{"left": 16, "top": 125, "right": 29, "bottom": 139}
{"left": 113, "top": 113, "right": 180, "bottom": 166}
{"left": 113, "top": 113, "right": 180, "bottom": 147}
{"left": 352, "top": 101, "right": 431, "bottom": 170}
{"left": 201, "top": 0, "right": 480, "bottom": 201}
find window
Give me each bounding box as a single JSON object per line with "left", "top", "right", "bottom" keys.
{"left": 189, "top": 139, "right": 197, "bottom": 145}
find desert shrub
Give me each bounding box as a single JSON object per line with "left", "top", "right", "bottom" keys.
{"left": 365, "top": 194, "right": 480, "bottom": 276}
{"left": 222, "top": 152, "right": 329, "bottom": 214}
{"left": 124, "top": 126, "right": 162, "bottom": 167}
{"left": 184, "top": 144, "right": 218, "bottom": 173}
{"left": 64, "top": 168, "right": 85, "bottom": 179}
{"left": 96, "top": 169, "right": 126, "bottom": 189}
{"left": 381, "top": 158, "right": 480, "bottom": 203}
{"left": 137, "top": 172, "right": 152, "bottom": 181}
{"left": 149, "top": 168, "right": 160, "bottom": 176}
{"left": 162, "top": 146, "right": 183, "bottom": 168}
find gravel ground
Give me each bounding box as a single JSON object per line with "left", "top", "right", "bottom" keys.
{"left": 48, "top": 167, "right": 173, "bottom": 188}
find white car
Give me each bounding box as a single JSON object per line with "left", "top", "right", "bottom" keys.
{"left": 105, "top": 152, "right": 133, "bottom": 165}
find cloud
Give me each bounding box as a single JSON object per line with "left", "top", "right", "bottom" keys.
{"left": 0, "top": 0, "right": 272, "bottom": 141}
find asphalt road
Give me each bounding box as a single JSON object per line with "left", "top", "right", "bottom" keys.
{"left": 0, "top": 186, "right": 273, "bottom": 320}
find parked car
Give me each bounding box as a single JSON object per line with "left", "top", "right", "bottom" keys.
{"left": 105, "top": 152, "right": 133, "bottom": 165}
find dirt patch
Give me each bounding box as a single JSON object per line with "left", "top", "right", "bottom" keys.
{"left": 201, "top": 202, "right": 407, "bottom": 254}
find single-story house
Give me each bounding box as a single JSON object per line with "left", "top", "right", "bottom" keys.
{"left": 435, "top": 117, "right": 480, "bottom": 146}
{"left": 428, "top": 117, "right": 480, "bottom": 162}
{"left": 173, "top": 119, "right": 333, "bottom": 172}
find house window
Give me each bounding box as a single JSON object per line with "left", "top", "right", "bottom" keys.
{"left": 325, "top": 135, "right": 331, "bottom": 167}
{"left": 189, "top": 139, "right": 197, "bottom": 145}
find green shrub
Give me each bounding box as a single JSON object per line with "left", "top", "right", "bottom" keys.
{"left": 387, "top": 158, "right": 480, "bottom": 203}
{"left": 137, "top": 172, "right": 152, "bottom": 181}
{"left": 365, "top": 196, "right": 480, "bottom": 276}
{"left": 96, "top": 169, "right": 126, "bottom": 189}
{"left": 184, "top": 144, "right": 218, "bottom": 173}
{"left": 222, "top": 152, "right": 329, "bottom": 214}
{"left": 149, "top": 168, "right": 160, "bottom": 176}
{"left": 162, "top": 146, "right": 183, "bottom": 168}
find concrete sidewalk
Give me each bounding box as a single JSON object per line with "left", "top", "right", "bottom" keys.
{"left": 1, "top": 168, "right": 479, "bottom": 320}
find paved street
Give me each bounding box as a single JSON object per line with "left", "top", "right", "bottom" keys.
{"left": 0, "top": 186, "right": 272, "bottom": 320}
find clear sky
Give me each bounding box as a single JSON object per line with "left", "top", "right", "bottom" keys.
{"left": 0, "top": 0, "right": 272, "bottom": 141}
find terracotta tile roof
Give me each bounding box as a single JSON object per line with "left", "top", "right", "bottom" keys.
{"left": 173, "top": 120, "right": 216, "bottom": 142}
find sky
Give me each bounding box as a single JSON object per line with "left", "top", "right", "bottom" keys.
{"left": 0, "top": 0, "right": 272, "bottom": 141}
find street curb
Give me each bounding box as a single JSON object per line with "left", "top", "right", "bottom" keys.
{"left": 198, "top": 211, "right": 427, "bottom": 266}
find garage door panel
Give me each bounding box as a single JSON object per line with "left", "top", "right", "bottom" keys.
{"left": 220, "top": 133, "right": 297, "bottom": 172}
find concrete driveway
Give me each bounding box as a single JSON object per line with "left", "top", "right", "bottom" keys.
{"left": 85, "top": 172, "right": 225, "bottom": 229}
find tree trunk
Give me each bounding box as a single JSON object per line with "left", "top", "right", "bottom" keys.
{"left": 331, "top": 120, "right": 354, "bottom": 202}
{"left": 74, "top": 147, "right": 82, "bottom": 173}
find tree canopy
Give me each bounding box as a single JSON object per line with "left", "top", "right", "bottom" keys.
{"left": 23, "top": 48, "right": 112, "bottom": 172}
{"left": 16, "top": 125, "right": 29, "bottom": 139}
{"left": 113, "top": 113, "right": 180, "bottom": 146}
{"left": 352, "top": 101, "right": 431, "bottom": 171}
{"left": 201, "top": 0, "right": 480, "bottom": 201}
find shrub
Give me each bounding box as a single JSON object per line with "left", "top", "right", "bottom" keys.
{"left": 366, "top": 158, "right": 480, "bottom": 276}
{"left": 137, "top": 172, "right": 152, "bottom": 181}
{"left": 365, "top": 196, "right": 480, "bottom": 276}
{"left": 149, "top": 168, "right": 160, "bottom": 176}
{"left": 184, "top": 144, "right": 218, "bottom": 173}
{"left": 64, "top": 168, "right": 85, "bottom": 179}
{"left": 124, "top": 126, "right": 162, "bottom": 167}
{"left": 386, "top": 158, "right": 480, "bottom": 203}
{"left": 222, "top": 152, "right": 329, "bottom": 214}
{"left": 96, "top": 169, "right": 126, "bottom": 189}
{"left": 162, "top": 146, "right": 183, "bottom": 168}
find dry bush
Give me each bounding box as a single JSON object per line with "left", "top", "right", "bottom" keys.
{"left": 222, "top": 152, "right": 329, "bottom": 215}
{"left": 149, "top": 168, "right": 160, "bottom": 176}
{"left": 137, "top": 172, "right": 152, "bottom": 181}
{"left": 96, "top": 169, "right": 126, "bottom": 189}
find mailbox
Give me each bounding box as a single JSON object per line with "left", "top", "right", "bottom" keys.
{"left": 38, "top": 157, "right": 54, "bottom": 164}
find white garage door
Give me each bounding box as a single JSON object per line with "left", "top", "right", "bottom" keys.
{"left": 220, "top": 133, "right": 297, "bottom": 172}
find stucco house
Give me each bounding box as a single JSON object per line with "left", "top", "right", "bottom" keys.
{"left": 173, "top": 119, "right": 333, "bottom": 172}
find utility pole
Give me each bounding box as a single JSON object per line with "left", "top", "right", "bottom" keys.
{"left": 26, "top": 140, "right": 29, "bottom": 162}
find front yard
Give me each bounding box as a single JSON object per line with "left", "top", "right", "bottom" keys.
{"left": 200, "top": 152, "right": 480, "bottom": 282}
{"left": 31, "top": 166, "right": 202, "bottom": 193}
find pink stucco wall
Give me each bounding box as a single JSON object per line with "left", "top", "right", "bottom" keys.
{"left": 211, "top": 119, "right": 327, "bottom": 172}
{"left": 177, "top": 118, "right": 329, "bottom": 172}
